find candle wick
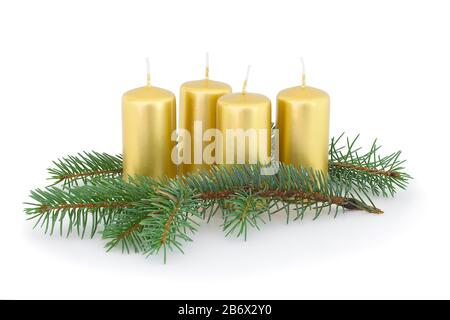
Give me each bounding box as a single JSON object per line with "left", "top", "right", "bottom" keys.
{"left": 242, "top": 65, "right": 251, "bottom": 95}
{"left": 301, "top": 57, "right": 306, "bottom": 87}
{"left": 242, "top": 79, "right": 248, "bottom": 94}
{"left": 146, "top": 57, "right": 151, "bottom": 86}
{"left": 205, "top": 52, "right": 210, "bottom": 80}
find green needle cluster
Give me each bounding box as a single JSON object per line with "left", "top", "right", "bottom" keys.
{"left": 24, "top": 134, "right": 411, "bottom": 262}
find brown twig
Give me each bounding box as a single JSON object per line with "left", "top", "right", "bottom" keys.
{"left": 115, "top": 218, "right": 146, "bottom": 241}
{"left": 58, "top": 168, "right": 123, "bottom": 182}
{"left": 198, "top": 187, "right": 383, "bottom": 214}
{"left": 161, "top": 205, "right": 180, "bottom": 244}
{"left": 116, "top": 222, "right": 143, "bottom": 241}
{"left": 39, "top": 201, "right": 130, "bottom": 214}
{"left": 330, "top": 162, "right": 400, "bottom": 178}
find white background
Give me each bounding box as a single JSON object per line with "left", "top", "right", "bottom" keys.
{"left": 0, "top": 0, "right": 449, "bottom": 299}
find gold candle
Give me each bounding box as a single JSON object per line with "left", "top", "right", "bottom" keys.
{"left": 179, "top": 54, "right": 231, "bottom": 174}
{"left": 216, "top": 66, "right": 271, "bottom": 165}
{"left": 122, "top": 59, "right": 177, "bottom": 180}
{"left": 276, "top": 59, "right": 330, "bottom": 175}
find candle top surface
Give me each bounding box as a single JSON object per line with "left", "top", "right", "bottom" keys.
{"left": 277, "top": 85, "right": 329, "bottom": 101}
{"left": 123, "top": 86, "right": 175, "bottom": 102}
{"left": 181, "top": 79, "right": 231, "bottom": 93}
{"left": 218, "top": 92, "right": 270, "bottom": 105}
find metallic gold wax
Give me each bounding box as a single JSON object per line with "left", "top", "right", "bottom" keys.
{"left": 216, "top": 67, "right": 271, "bottom": 165}
{"left": 179, "top": 56, "right": 231, "bottom": 174}
{"left": 122, "top": 60, "right": 177, "bottom": 180}
{"left": 276, "top": 60, "right": 330, "bottom": 175}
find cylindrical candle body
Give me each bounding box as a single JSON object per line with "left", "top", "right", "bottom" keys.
{"left": 179, "top": 79, "right": 231, "bottom": 174}
{"left": 216, "top": 93, "right": 271, "bottom": 165}
{"left": 122, "top": 86, "right": 177, "bottom": 180}
{"left": 276, "top": 85, "right": 330, "bottom": 174}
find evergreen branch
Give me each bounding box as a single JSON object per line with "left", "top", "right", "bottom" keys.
{"left": 199, "top": 186, "right": 382, "bottom": 214}
{"left": 329, "top": 133, "right": 412, "bottom": 196}
{"left": 44, "top": 135, "right": 411, "bottom": 198}
{"left": 102, "top": 210, "right": 150, "bottom": 254}
{"left": 330, "top": 162, "right": 401, "bottom": 177}
{"left": 91, "top": 178, "right": 202, "bottom": 260}
{"left": 190, "top": 165, "right": 382, "bottom": 239}
{"left": 222, "top": 190, "right": 269, "bottom": 240}
{"left": 26, "top": 133, "right": 411, "bottom": 261}
{"left": 47, "top": 151, "right": 122, "bottom": 188}
{"left": 117, "top": 220, "right": 145, "bottom": 242}
{"left": 24, "top": 177, "right": 156, "bottom": 238}
{"left": 102, "top": 164, "right": 381, "bottom": 259}
{"left": 115, "top": 181, "right": 203, "bottom": 262}
{"left": 26, "top": 162, "right": 384, "bottom": 261}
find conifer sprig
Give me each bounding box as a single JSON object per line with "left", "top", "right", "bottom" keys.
{"left": 25, "top": 134, "right": 411, "bottom": 261}
{"left": 26, "top": 162, "right": 385, "bottom": 261}
{"left": 47, "top": 151, "right": 122, "bottom": 188}
{"left": 24, "top": 177, "right": 153, "bottom": 238}
{"left": 45, "top": 134, "right": 411, "bottom": 197}
{"left": 329, "top": 134, "right": 411, "bottom": 196}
